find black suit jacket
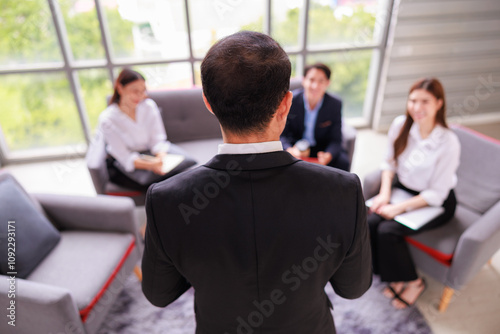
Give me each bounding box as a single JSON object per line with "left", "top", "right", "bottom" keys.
{"left": 142, "top": 151, "right": 372, "bottom": 334}
{"left": 281, "top": 90, "right": 343, "bottom": 160}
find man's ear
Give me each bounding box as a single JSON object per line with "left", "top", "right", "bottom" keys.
{"left": 277, "top": 91, "right": 293, "bottom": 121}
{"left": 202, "top": 92, "right": 214, "bottom": 115}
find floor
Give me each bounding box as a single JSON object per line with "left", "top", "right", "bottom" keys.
{"left": 3, "top": 125, "right": 500, "bottom": 334}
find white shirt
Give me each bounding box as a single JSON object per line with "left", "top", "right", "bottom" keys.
{"left": 98, "top": 98, "right": 171, "bottom": 172}
{"left": 381, "top": 115, "right": 461, "bottom": 206}
{"left": 302, "top": 95, "right": 324, "bottom": 147}
{"left": 218, "top": 141, "right": 283, "bottom": 154}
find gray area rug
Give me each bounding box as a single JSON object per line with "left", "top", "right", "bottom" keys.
{"left": 98, "top": 275, "right": 431, "bottom": 334}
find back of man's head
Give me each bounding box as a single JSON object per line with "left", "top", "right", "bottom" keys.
{"left": 201, "top": 31, "right": 291, "bottom": 136}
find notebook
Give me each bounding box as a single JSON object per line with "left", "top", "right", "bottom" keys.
{"left": 160, "top": 154, "right": 185, "bottom": 174}
{"left": 365, "top": 188, "right": 444, "bottom": 230}
{"left": 140, "top": 153, "right": 186, "bottom": 174}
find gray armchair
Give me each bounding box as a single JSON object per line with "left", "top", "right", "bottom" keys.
{"left": 0, "top": 172, "right": 142, "bottom": 334}
{"left": 362, "top": 125, "right": 500, "bottom": 312}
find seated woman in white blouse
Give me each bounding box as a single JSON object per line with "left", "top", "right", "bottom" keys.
{"left": 368, "top": 78, "right": 461, "bottom": 309}
{"left": 98, "top": 68, "right": 193, "bottom": 191}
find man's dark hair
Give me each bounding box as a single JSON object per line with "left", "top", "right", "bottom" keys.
{"left": 304, "top": 63, "right": 331, "bottom": 80}
{"left": 201, "top": 31, "right": 291, "bottom": 135}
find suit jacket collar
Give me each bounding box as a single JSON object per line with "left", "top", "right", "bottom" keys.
{"left": 204, "top": 151, "right": 300, "bottom": 171}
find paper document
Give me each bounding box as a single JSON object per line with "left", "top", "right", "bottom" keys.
{"left": 139, "top": 153, "right": 186, "bottom": 174}
{"left": 365, "top": 188, "right": 444, "bottom": 230}
{"left": 161, "top": 154, "right": 185, "bottom": 174}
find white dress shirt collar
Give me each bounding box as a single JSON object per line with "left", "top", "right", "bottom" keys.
{"left": 218, "top": 141, "right": 283, "bottom": 155}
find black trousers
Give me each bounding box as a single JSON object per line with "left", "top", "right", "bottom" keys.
{"left": 106, "top": 144, "right": 194, "bottom": 192}
{"left": 106, "top": 156, "right": 152, "bottom": 192}
{"left": 368, "top": 183, "right": 456, "bottom": 282}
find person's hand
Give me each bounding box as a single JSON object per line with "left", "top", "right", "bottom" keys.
{"left": 370, "top": 193, "right": 390, "bottom": 213}
{"left": 317, "top": 151, "right": 332, "bottom": 165}
{"left": 375, "top": 203, "right": 405, "bottom": 220}
{"left": 287, "top": 146, "right": 302, "bottom": 158}
{"left": 156, "top": 151, "right": 167, "bottom": 159}
{"left": 150, "top": 156, "right": 165, "bottom": 175}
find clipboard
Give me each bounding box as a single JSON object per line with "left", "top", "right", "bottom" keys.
{"left": 366, "top": 188, "right": 444, "bottom": 230}
{"left": 140, "top": 153, "right": 186, "bottom": 174}
{"left": 160, "top": 154, "right": 185, "bottom": 174}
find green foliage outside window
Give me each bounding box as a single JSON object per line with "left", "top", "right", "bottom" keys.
{"left": 0, "top": 0, "right": 61, "bottom": 64}
{"left": 307, "top": 3, "right": 377, "bottom": 47}
{"left": 0, "top": 73, "right": 83, "bottom": 150}
{"left": 0, "top": 1, "right": 133, "bottom": 151}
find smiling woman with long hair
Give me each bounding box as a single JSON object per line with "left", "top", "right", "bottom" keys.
{"left": 368, "top": 78, "right": 461, "bottom": 309}
{"left": 98, "top": 68, "right": 194, "bottom": 191}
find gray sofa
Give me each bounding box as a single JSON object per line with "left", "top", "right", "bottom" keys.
{"left": 0, "top": 172, "right": 141, "bottom": 334}
{"left": 87, "top": 79, "right": 357, "bottom": 203}
{"left": 363, "top": 125, "right": 500, "bottom": 312}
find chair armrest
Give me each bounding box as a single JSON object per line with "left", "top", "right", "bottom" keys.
{"left": 446, "top": 201, "right": 500, "bottom": 290}
{"left": 33, "top": 193, "right": 141, "bottom": 248}
{"left": 0, "top": 276, "right": 85, "bottom": 333}
{"left": 362, "top": 169, "right": 382, "bottom": 200}
{"left": 86, "top": 131, "right": 109, "bottom": 194}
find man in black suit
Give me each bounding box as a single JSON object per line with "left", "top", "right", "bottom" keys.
{"left": 142, "top": 31, "right": 372, "bottom": 334}
{"left": 280, "top": 63, "right": 350, "bottom": 171}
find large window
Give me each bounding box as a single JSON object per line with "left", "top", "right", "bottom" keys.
{"left": 0, "top": 0, "right": 393, "bottom": 163}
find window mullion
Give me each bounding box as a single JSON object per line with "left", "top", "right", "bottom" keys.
{"left": 265, "top": 0, "right": 272, "bottom": 35}
{"left": 94, "top": 0, "right": 116, "bottom": 84}
{"left": 48, "top": 0, "right": 91, "bottom": 143}
{"left": 297, "top": 0, "right": 310, "bottom": 77}
{"left": 184, "top": 0, "right": 196, "bottom": 86}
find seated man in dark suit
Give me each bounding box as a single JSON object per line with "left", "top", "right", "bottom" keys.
{"left": 280, "top": 63, "right": 350, "bottom": 171}
{"left": 142, "top": 31, "right": 372, "bottom": 334}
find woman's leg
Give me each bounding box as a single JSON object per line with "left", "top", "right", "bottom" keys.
{"left": 377, "top": 220, "right": 419, "bottom": 283}
{"left": 374, "top": 219, "right": 422, "bottom": 304}
{"left": 106, "top": 157, "right": 150, "bottom": 192}
{"left": 392, "top": 190, "right": 456, "bottom": 308}
{"left": 392, "top": 277, "right": 426, "bottom": 309}
{"left": 376, "top": 187, "right": 456, "bottom": 281}
{"left": 369, "top": 213, "right": 408, "bottom": 298}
